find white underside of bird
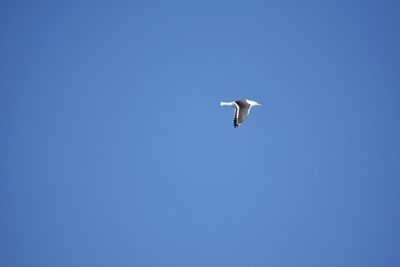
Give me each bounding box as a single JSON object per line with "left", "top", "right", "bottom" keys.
{"left": 220, "top": 99, "right": 261, "bottom": 128}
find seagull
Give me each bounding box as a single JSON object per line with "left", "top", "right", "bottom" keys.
{"left": 220, "top": 99, "right": 261, "bottom": 128}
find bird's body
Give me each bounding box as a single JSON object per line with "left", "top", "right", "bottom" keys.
{"left": 220, "top": 99, "right": 261, "bottom": 128}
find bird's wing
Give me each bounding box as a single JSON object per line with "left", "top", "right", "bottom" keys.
{"left": 238, "top": 106, "right": 250, "bottom": 123}
{"left": 234, "top": 100, "right": 250, "bottom": 127}
{"left": 233, "top": 103, "right": 240, "bottom": 128}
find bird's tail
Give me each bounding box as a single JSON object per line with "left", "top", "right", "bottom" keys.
{"left": 220, "top": 101, "right": 232, "bottom": 107}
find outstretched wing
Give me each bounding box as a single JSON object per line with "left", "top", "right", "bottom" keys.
{"left": 234, "top": 100, "right": 250, "bottom": 127}
{"left": 233, "top": 102, "right": 240, "bottom": 128}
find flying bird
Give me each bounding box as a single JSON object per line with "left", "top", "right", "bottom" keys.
{"left": 220, "top": 99, "right": 261, "bottom": 128}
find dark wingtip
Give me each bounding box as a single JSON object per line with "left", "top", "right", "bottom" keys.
{"left": 234, "top": 118, "right": 239, "bottom": 128}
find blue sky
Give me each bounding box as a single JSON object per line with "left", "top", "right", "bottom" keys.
{"left": 1, "top": 1, "right": 400, "bottom": 266}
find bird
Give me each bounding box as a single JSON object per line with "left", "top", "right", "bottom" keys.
{"left": 220, "top": 99, "right": 261, "bottom": 128}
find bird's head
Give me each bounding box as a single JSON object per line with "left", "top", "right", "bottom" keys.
{"left": 247, "top": 100, "right": 262, "bottom": 107}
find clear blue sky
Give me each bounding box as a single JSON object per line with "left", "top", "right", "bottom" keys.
{"left": 1, "top": 1, "right": 400, "bottom": 266}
